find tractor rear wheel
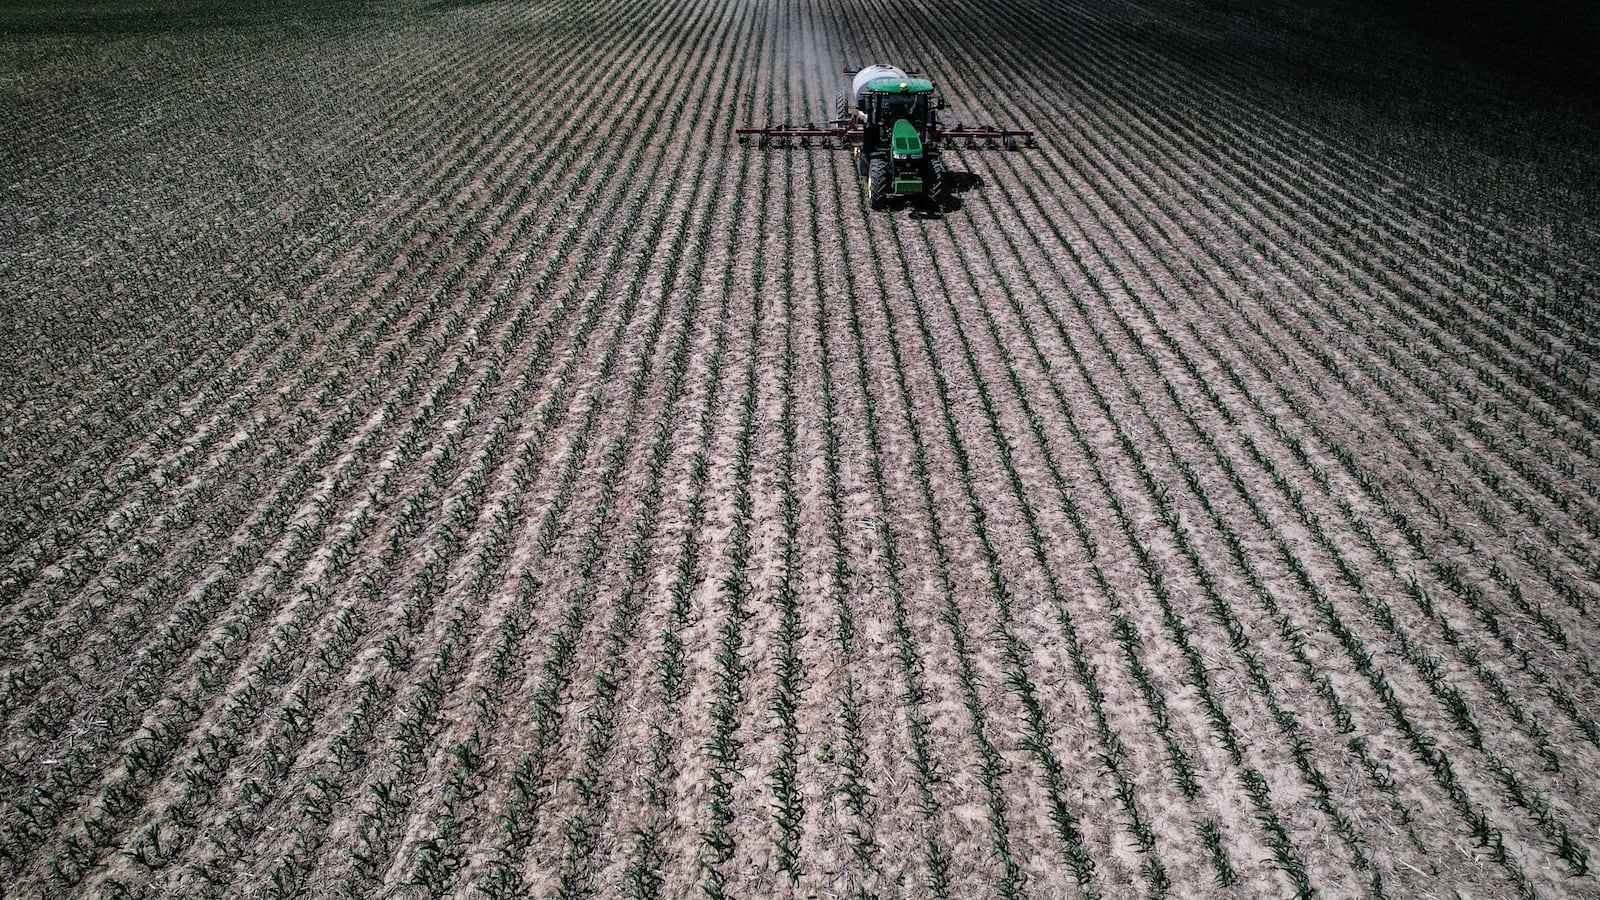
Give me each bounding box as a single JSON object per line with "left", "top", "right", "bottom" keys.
{"left": 835, "top": 90, "right": 848, "bottom": 122}
{"left": 868, "top": 158, "right": 889, "bottom": 210}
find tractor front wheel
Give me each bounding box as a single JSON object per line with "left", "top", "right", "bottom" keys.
{"left": 926, "top": 155, "right": 946, "bottom": 209}
{"left": 868, "top": 158, "right": 889, "bottom": 210}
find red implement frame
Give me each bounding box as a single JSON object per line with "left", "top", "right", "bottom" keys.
{"left": 736, "top": 122, "right": 1036, "bottom": 149}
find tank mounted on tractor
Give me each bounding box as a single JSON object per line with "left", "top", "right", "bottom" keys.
{"left": 737, "top": 64, "right": 1035, "bottom": 211}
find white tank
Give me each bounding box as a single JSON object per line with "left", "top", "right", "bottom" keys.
{"left": 852, "top": 64, "right": 907, "bottom": 106}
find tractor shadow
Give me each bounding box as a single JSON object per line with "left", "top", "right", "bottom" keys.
{"left": 905, "top": 170, "right": 984, "bottom": 219}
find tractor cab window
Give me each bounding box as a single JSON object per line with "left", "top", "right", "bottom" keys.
{"left": 881, "top": 94, "right": 924, "bottom": 119}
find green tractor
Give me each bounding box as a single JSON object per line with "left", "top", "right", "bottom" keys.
{"left": 846, "top": 69, "right": 945, "bottom": 210}
{"left": 738, "top": 64, "right": 1035, "bottom": 212}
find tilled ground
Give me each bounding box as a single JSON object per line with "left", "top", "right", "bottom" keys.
{"left": 2, "top": 0, "right": 1598, "bottom": 897}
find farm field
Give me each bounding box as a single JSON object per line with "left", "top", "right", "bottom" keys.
{"left": 3, "top": 0, "right": 1599, "bottom": 896}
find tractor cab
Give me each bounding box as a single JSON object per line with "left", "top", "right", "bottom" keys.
{"left": 875, "top": 86, "right": 931, "bottom": 121}
{"left": 859, "top": 76, "right": 938, "bottom": 157}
